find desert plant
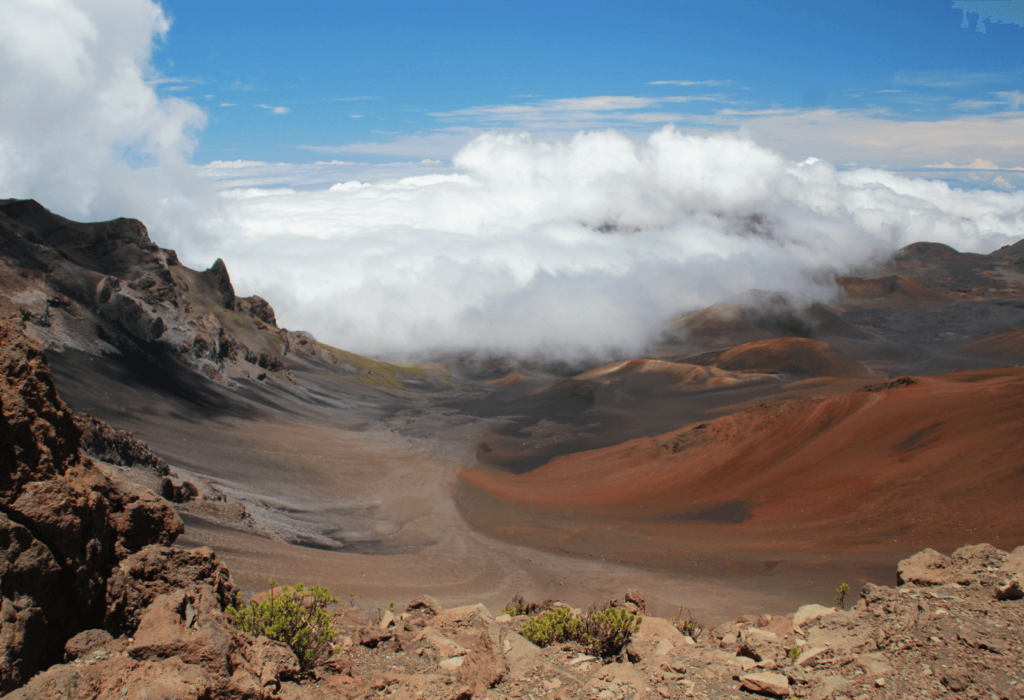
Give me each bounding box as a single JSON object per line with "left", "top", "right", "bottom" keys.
{"left": 522, "top": 606, "right": 584, "bottom": 647}
{"left": 668, "top": 607, "right": 703, "bottom": 641}
{"left": 788, "top": 645, "right": 802, "bottom": 663}
{"left": 227, "top": 579, "right": 339, "bottom": 671}
{"left": 579, "top": 603, "right": 642, "bottom": 657}
{"left": 521, "top": 602, "right": 641, "bottom": 657}
{"left": 834, "top": 582, "right": 850, "bottom": 610}
{"left": 502, "top": 594, "right": 550, "bottom": 617}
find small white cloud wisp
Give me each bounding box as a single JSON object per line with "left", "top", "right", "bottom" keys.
{"left": 208, "top": 128, "right": 1024, "bottom": 360}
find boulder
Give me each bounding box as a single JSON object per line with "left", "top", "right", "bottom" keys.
{"left": 739, "top": 672, "right": 790, "bottom": 696}
{"left": 105, "top": 544, "right": 237, "bottom": 635}
{"left": 456, "top": 630, "right": 504, "bottom": 695}
{"left": 626, "top": 615, "right": 685, "bottom": 662}
{"left": 64, "top": 629, "right": 115, "bottom": 662}
{"left": 793, "top": 604, "right": 834, "bottom": 628}
{"left": 896, "top": 548, "right": 952, "bottom": 586}
{"left": 406, "top": 594, "right": 442, "bottom": 615}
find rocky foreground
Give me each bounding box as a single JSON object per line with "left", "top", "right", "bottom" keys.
{"left": 1, "top": 246, "right": 1023, "bottom": 699}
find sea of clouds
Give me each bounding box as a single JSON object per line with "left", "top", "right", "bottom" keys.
{"left": 203, "top": 130, "right": 1024, "bottom": 359}
{"left": 3, "top": 0, "right": 1023, "bottom": 361}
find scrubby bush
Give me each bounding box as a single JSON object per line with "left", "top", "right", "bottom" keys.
{"left": 227, "top": 579, "right": 339, "bottom": 670}
{"left": 522, "top": 606, "right": 584, "bottom": 647}
{"left": 521, "top": 602, "right": 641, "bottom": 657}
{"left": 668, "top": 607, "right": 704, "bottom": 641}
{"left": 580, "top": 603, "right": 642, "bottom": 657}
{"left": 502, "top": 594, "right": 552, "bottom": 617}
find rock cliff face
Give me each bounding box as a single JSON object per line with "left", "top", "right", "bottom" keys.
{"left": 0, "top": 308, "right": 305, "bottom": 697}
{"left": 0, "top": 304, "right": 182, "bottom": 691}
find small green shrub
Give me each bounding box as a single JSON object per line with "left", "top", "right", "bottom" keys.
{"left": 521, "top": 603, "right": 641, "bottom": 658}
{"left": 834, "top": 582, "right": 850, "bottom": 610}
{"left": 580, "top": 604, "right": 642, "bottom": 658}
{"left": 522, "top": 606, "right": 584, "bottom": 647}
{"left": 788, "top": 645, "right": 802, "bottom": 663}
{"left": 227, "top": 579, "right": 339, "bottom": 670}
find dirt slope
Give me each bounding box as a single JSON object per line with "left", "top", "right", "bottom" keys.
{"left": 958, "top": 327, "right": 1024, "bottom": 363}
{"left": 708, "top": 337, "right": 874, "bottom": 379}
{"left": 462, "top": 368, "right": 1024, "bottom": 552}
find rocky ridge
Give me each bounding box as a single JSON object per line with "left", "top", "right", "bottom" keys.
{"left": 0, "top": 198, "right": 403, "bottom": 391}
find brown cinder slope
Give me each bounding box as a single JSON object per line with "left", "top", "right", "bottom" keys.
{"left": 462, "top": 368, "right": 1024, "bottom": 552}
{"left": 712, "top": 337, "right": 873, "bottom": 379}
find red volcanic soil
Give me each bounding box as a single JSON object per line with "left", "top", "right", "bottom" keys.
{"left": 711, "top": 337, "right": 873, "bottom": 379}
{"left": 461, "top": 367, "right": 1024, "bottom": 553}
{"left": 573, "top": 359, "right": 768, "bottom": 389}
{"left": 958, "top": 328, "right": 1024, "bottom": 363}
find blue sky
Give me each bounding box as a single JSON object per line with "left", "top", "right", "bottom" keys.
{"left": 152, "top": 0, "right": 1024, "bottom": 174}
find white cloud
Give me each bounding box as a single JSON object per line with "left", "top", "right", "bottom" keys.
{"left": 648, "top": 80, "right": 725, "bottom": 86}
{"left": 996, "top": 90, "right": 1024, "bottom": 110}
{"left": 298, "top": 132, "right": 478, "bottom": 160}
{"left": 893, "top": 69, "right": 1022, "bottom": 88}
{"left": 700, "top": 108, "right": 1024, "bottom": 170}
{"left": 923, "top": 158, "right": 1024, "bottom": 171}
{"left": 209, "top": 128, "right": 1024, "bottom": 361}
{"left": 429, "top": 95, "right": 732, "bottom": 128}
{"left": 951, "top": 99, "right": 1003, "bottom": 111}
{"left": 257, "top": 104, "right": 289, "bottom": 115}
{"left": 0, "top": 0, "right": 213, "bottom": 242}
{"left": 206, "top": 159, "right": 271, "bottom": 168}
{"left": 220, "top": 102, "right": 237, "bottom": 107}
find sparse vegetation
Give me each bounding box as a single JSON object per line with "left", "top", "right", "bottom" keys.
{"left": 669, "top": 607, "right": 704, "bottom": 641}
{"left": 788, "top": 645, "right": 802, "bottom": 663}
{"left": 316, "top": 341, "right": 426, "bottom": 389}
{"left": 227, "top": 579, "right": 339, "bottom": 670}
{"left": 502, "top": 594, "right": 549, "bottom": 617}
{"left": 521, "top": 602, "right": 641, "bottom": 658}
{"left": 834, "top": 582, "right": 850, "bottom": 610}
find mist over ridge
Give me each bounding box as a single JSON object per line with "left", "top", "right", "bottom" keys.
{"left": 211, "top": 128, "right": 1024, "bottom": 361}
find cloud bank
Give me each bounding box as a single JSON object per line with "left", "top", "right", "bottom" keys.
{"left": 209, "top": 128, "right": 1024, "bottom": 360}
{"left": 0, "top": 0, "right": 215, "bottom": 245}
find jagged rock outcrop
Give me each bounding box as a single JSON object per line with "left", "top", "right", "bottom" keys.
{"left": 74, "top": 413, "right": 171, "bottom": 476}
{"left": 0, "top": 306, "right": 182, "bottom": 691}
{"left": 0, "top": 309, "right": 307, "bottom": 697}
{"left": 0, "top": 199, "right": 289, "bottom": 386}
